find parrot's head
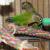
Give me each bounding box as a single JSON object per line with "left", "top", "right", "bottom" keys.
{"left": 22, "top": 2, "right": 35, "bottom": 13}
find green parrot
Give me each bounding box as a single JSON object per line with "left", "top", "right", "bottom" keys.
{"left": 6, "top": 2, "right": 42, "bottom": 29}
{"left": 6, "top": 2, "right": 34, "bottom": 26}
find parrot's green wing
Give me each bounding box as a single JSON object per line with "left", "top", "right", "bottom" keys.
{"left": 12, "top": 12, "right": 33, "bottom": 26}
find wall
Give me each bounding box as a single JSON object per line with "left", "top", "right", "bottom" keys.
{"left": 15, "top": 0, "right": 50, "bottom": 17}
